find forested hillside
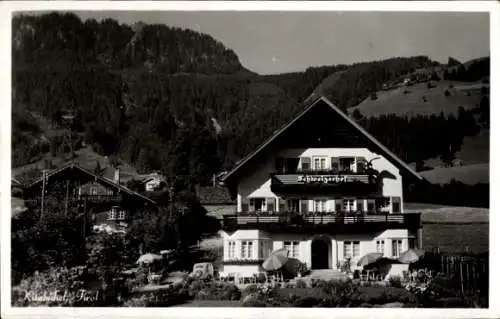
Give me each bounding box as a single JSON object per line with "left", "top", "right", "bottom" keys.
{"left": 12, "top": 13, "right": 489, "bottom": 194}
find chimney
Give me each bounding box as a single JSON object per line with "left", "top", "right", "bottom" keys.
{"left": 114, "top": 168, "right": 120, "bottom": 184}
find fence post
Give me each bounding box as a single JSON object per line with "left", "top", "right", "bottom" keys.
{"left": 460, "top": 261, "right": 464, "bottom": 295}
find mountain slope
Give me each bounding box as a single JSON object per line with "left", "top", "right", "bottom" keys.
{"left": 349, "top": 80, "right": 486, "bottom": 117}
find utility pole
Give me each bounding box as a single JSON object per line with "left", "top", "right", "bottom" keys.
{"left": 41, "top": 169, "right": 47, "bottom": 220}
{"left": 65, "top": 180, "right": 70, "bottom": 216}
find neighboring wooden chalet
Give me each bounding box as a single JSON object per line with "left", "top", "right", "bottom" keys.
{"left": 195, "top": 185, "right": 236, "bottom": 220}
{"left": 23, "top": 163, "right": 157, "bottom": 234}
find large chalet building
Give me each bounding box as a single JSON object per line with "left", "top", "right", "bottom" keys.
{"left": 219, "top": 96, "right": 423, "bottom": 276}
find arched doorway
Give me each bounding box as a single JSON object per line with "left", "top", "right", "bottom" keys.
{"left": 311, "top": 236, "right": 331, "bottom": 269}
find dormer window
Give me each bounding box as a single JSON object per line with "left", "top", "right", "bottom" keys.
{"left": 339, "top": 157, "right": 355, "bottom": 173}
{"left": 312, "top": 156, "right": 327, "bottom": 170}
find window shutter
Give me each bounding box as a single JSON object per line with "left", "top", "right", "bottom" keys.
{"left": 331, "top": 157, "right": 340, "bottom": 172}
{"left": 392, "top": 197, "right": 401, "bottom": 213}
{"left": 300, "top": 157, "right": 311, "bottom": 171}
{"left": 241, "top": 197, "right": 250, "bottom": 212}
{"left": 249, "top": 198, "right": 255, "bottom": 212}
{"left": 267, "top": 198, "right": 276, "bottom": 212}
{"left": 300, "top": 199, "right": 309, "bottom": 213}
{"left": 356, "top": 157, "right": 367, "bottom": 173}
{"left": 278, "top": 198, "right": 285, "bottom": 212}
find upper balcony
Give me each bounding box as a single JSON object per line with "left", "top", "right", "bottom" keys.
{"left": 222, "top": 211, "right": 421, "bottom": 233}
{"left": 270, "top": 170, "right": 379, "bottom": 196}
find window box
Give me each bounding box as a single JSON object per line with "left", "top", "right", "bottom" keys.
{"left": 222, "top": 259, "right": 264, "bottom": 265}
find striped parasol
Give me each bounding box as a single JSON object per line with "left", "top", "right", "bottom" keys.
{"left": 262, "top": 249, "right": 289, "bottom": 271}
{"left": 398, "top": 249, "right": 426, "bottom": 264}
{"left": 357, "top": 252, "right": 383, "bottom": 266}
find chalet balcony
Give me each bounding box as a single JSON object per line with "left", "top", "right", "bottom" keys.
{"left": 24, "top": 194, "right": 123, "bottom": 206}
{"left": 222, "top": 211, "right": 421, "bottom": 233}
{"left": 270, "top": 171, "right": 379, "bottom": 196}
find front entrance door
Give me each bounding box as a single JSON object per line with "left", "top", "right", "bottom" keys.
{"left": 311, "top": 238, "right": 330, "bottom": 269}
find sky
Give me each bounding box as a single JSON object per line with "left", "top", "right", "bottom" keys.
{"left": 72, "top": 11, "right": 488, "bottom": 75}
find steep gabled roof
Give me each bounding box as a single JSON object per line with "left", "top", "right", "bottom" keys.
{"left": 222, "top": 95, "right": 422, "bottom": 185}
{"left": 25, "top": 162, "right": 156, "bottom": 204}
{"left": 195, "top": 185, "right": 235, "bottom": 205}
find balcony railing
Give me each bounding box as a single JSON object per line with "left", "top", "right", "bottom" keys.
{"left": 274, "top": 169, "right": 369, "bottom": 175}
{"left": 24, "top": 194, "right": 123, "bottom": 205}
{"left": 222, "top": 211, "right": 421, "bottom": 230}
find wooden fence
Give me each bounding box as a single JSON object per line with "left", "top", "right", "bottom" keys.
{"left": 433, "top": 254, "right": 489, "bottom": 294}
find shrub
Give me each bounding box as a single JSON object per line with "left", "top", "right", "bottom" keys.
{"left": 295, "top": 279, "right": 307, "bottom": 288}
{"left": 242, "top": 293, "right": 268, "bottom": 307}
{"left": 242, "top": 284, "right": 260, "bottom": 299}
{"left": 194, "top": 282, "right": 241, "bottom": 301}
{"left": 388, "top": 276, "right": 403, "bottom": 288}
{"left": 127, "top": 286, "right": 191, "bottom": 307}
{"left": 294, "top": 262, "right": 309, "bottom": 277}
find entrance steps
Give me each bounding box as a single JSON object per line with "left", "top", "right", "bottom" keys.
{"left": 304, "top": 269, "right": 349, "bottom": 281}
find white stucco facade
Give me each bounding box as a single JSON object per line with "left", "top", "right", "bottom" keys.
{"left": 219, "top": 228, "right": 418, "bottom": 276}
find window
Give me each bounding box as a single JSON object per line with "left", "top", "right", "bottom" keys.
{"left": 241, "top": 241, "right": 253, "bottom": 259}
{"left": 284, "top": 241, "right": 300, "bottom": 258}
{"left": 409, "top": 238, "right": 417, "bottom": 249}
{"left": 267, "top": 198, "right": 276, "bottom": 212}
{"left": 376, "top": 240, "right": 385, "bottom": 254}
{"left": 356, "top": 199, "right": 364, "bottom": 212}
{"left": 392, "top": 197, "right": 401, "bottom": 213}
{"left": 250, "top": 198, "right": 265, "bottom": 212}
{"left": 392, "top": 239, "right": 403, "bottom": 257}
{"left": 343, "top": 199, "right": 355, "bottom": 212}
{"left": 90, "top": 187, "right": 98, "bottom": 195}
{"left": 331, "top": 157, "right": 339, "bottom": 172}
{"left": 107, "top": 207, "right": 118, "bottom": 220}
{"left": 313, "top": 157, "right": 326, "bottom": 170}
{"left": 287, "top": 199, "right": 299, "bottom": 212}
{"left": 118, "top": 210, "right": 126, "bottom": 220}
{"left": 367, "top": 200, "right": 375, "bottom": 212}
{"left": 241, "top": 199, "right": 249, "bottom": 212}
{"left": 339, "top": 157, "right": 355, "bottom": 173}
{"left": 344, "top": 241, "right": 360, "bottom": 259}
{"left": 228, "top": 241, "right": 236, "bottom": 259}
{"left": 300, "top": 157, "right": 311, "bottom": 171}
{"left": 356, "top": 157, "right": 367, "bottom": 173}
{"left": 259, "top": 241, "right": 264, "bottom": 259}
{"left": 314, "top": 200, "right": 327, "bottom": 212}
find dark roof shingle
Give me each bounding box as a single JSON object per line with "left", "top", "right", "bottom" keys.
{"left": 196, "top": 185, "right": 235, "bottom": 205}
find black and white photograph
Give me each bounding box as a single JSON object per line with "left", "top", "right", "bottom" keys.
{"left": 1, "top": 1, "right": 498, "bottom": 317}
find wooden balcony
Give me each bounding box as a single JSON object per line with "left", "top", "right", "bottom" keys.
{"left": 24, "top": 194, "right": 123, "bottom": 206}
{"left": 222, "top": 211, "right": 421, "bottom": 233}
{"left": 270, "top": 172, "right": 378, "bottom": 196}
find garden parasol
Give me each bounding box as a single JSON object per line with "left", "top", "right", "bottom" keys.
{"left": 398, "top": 249, "right": 426, "bottom": 264}
{"left": 136, "top": 253, "right": 162, "bottom": 265}
{"left": 357, "top": 252, "right": 383, "bottom": 267}
{"left": 262, "top": 249, "right": 289, "bottom": 271}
